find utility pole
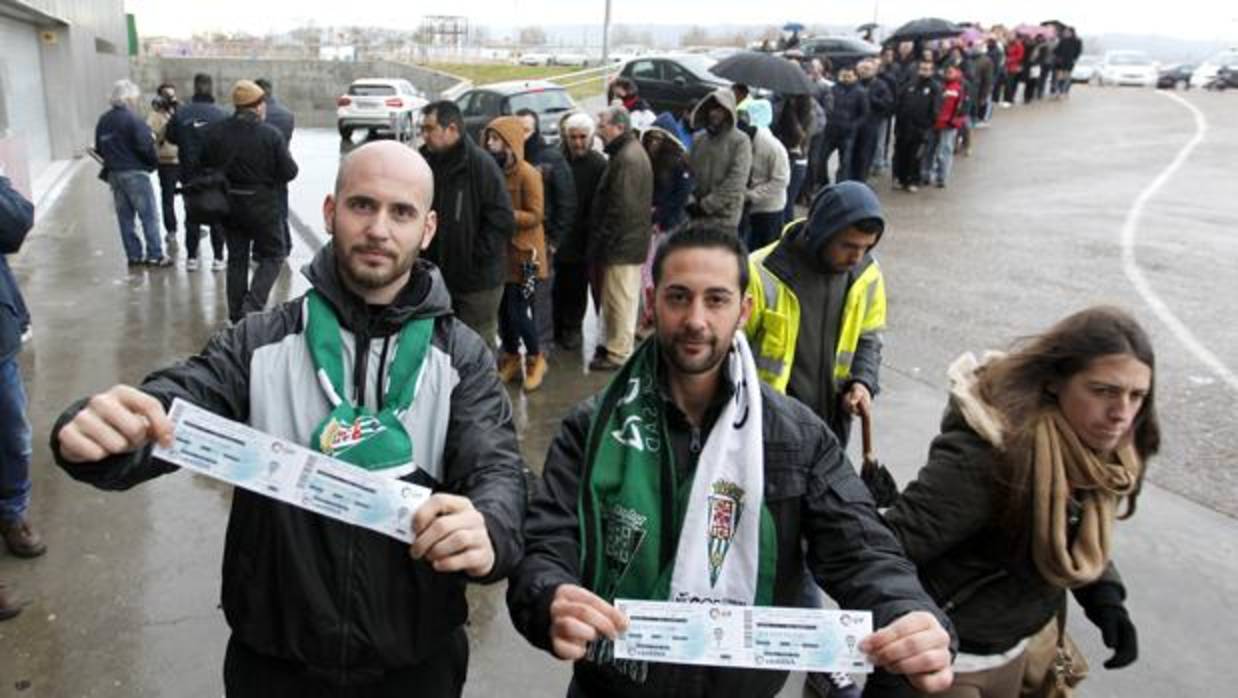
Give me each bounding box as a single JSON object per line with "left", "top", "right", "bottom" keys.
{"left": 602, "top": 0, "right": 612, "bottom": 64}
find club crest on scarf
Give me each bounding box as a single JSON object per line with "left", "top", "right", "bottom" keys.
{"left": 318, "top": 414, "right": 388, "bottom": 457}
{"left": 603, "top": 505, "right": 648, "bottom": 596}
{"left": 707, "top": 479, "right": 745, "bottom": 587}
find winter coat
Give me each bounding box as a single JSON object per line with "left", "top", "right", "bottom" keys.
{"left": 643, "top": 113, "right": 694, "bottom": 232}
{"left": 485, "top": 116, "right": 548, "bottom": 282}
{"left": 883, "top": 398, "right": 1126, "bottom": 655}
{"left": 745, "top": 126, "right": 790, "bottom": 214}
{"left": 1005, "top": 40, "right": 1026, "bottom": 75}
{"left": 0, "top": 176, "right": 33, "bottom": 363}
{"left": 525, "top": 135, "right": 576, "bottom": 251}
{"left": 688, "top": 88, "right": 753, "bottom": 230}
{"left": 94, "top": 105, "right": 158, "bottom": 173}
{"left": 1054, "top": 37, "right": 1083, "bottom": 69}
{"left": 861, "top": 75, "right": 896, "bottom": 121}
{"left": 589, "top": 130, "right": 653, "bottom": 266}
{"left": 167, "top": 95, "right": 227, "bottom": 180}
{"left": 895, "top": 76, "right": 943, "bottom": 133}
{"left": 772, "top": 94, "right": 814, "bottom": 157}
{"left": 825, "top": 81, "right": 870, "bottom": 134}
{"left": 973, "top": 54, "right": 996, "bottom": 103}
{"left": 146, "top": 109, "right": 179, "bottom": 165}
{"left": 200, "top": 110, "right": 298, "bottom": 230}
{"left": 52, "top": 245, "right": 527, "bottom": 684}
{"left": 558, "top": 148, "right": 607, "bottom": 264}
{"left": 263, "top": 96, "right": 295, "bottom": 146}
{"left": 421, "top": 135, "right": 516, "bottom": 295}
{"left": 934, "top": 78, "right": 966, "bottom": 130}
{"left": 507, "top": 372, "right": 952, "bottom": 698}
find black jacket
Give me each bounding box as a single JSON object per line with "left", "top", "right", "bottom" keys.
{"left": 507, "top": 358, "right": 951, "bottom": 698}
{"left": 559, "top": 149, "right": 608, "bottom": 264}
{"left": 52, "top": 247, "right": 527, "bottom": 685}
{"left": 526, "top": 135, "right": 576, "bottom": 250}
{"left": 264, "top": 96, "right": 296, "bottom": 145}
{"left": 167, "top": 95, "right": 228, "bottom": 179}
{"left": 421, "top": 137, "right": 516, "bottom": 295}
{"left": 883, "top": 401, "right": 1126, "bottom": 655}
{"left": 861, "top": 75, "right": 896, "bottom": 121}
{"left": 201, "top": 110, "right": 298, "bottom": 229}
{"left": 94, "top": 105, "right": 158, "bottom": 173}
{"left": 895, "top": 77, "right": 942, "bottom": 132}
{"left": 825, "top": 82, "right": 870, "bottom": 134}
{"left": 0, "top": 175, "right": 33, "bottom": 362}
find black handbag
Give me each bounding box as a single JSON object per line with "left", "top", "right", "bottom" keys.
{"left": 179, "top": 170, "right": 230, "bottom": 223}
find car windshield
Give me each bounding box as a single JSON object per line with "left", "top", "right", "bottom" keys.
{"left": 508, "top": 89, "right": 574, "bottom": 115}
{"left": 350, "top": 84, "right": 396, "bottom": 96}
{"left": 674, "top": 54, "right": 720, "bottom": 80}
{"left": 1109, "top": 53, "right": 1151, "bottom": 66}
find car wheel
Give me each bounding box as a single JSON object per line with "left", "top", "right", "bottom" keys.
{"left": 339, "top": 124, "right": 353, "bottom": 141}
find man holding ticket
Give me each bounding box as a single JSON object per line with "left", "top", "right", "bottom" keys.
{"left": 51, "top": 141, "right": 527, "bottom": 695}
{"left": 508, "top": 223, "right": 955, "bottom": 697}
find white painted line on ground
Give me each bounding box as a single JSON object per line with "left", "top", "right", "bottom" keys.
{"left": 1121, "top": 91, "right": 1238, "bottom": 394}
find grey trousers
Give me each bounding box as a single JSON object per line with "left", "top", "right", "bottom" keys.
{"left": 452, "top": 285, "right": 504, "bottom": 349}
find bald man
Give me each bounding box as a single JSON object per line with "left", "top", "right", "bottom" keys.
{"left": 51, "top": 141, "right": 527, "bottom": 696}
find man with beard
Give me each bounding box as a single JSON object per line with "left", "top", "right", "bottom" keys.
{"left": 507, "top": 222, "right": 955, "bottom": 698}
{"left": 51, "top": 141, "right": 527, "bottom": 696}
{"left": 686, "top": 89, "right": 752, "bottom": 231}
{"left": 554, "top": 113, "right": 608, "bottom": 351}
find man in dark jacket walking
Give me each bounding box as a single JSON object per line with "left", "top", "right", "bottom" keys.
{"left": 420, "top": 101, "right": 516, "bottom": 345}
{"left": 893, "top": 60, "right": 942, "bottom": 192}
{"left": 554, "top": 112, "right": 606, "bottom": 351}
{"left": 95, "top": 79, "right": 170, "bottom": 267}
{"left": 589, "top": 105, "right": 653, "bottom": 371}
{"left": 507, "top": 223, "right": 954, "bottom": 698}
{"left": 201, "top": 81, "right": 298, "bottom": 324}
{"left": 0, "top": 171, "right": 44, "bottom": 622}
{"left": 255, "top": 78, "right": 296, "bottom": 256}
{"left": 51, "top": 141, "right": 527, "bottom": 695}
{"left": 816, "top": 65, "right": 869, "bottom": 187}
{"left": 167, "top": 73, "right": 228, "bottom": 271}
{"left": 851, "top": 59, "right": 894, "bottom": 181}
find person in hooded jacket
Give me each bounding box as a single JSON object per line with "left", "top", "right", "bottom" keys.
{"left": 686, "top": 88, "right": 752, "bottom": 231}
{"left": 866, "top": 306, "right": 1153, "bottom": 697}
{"left": 51, "top": 141, "right": 527, "bottom": 696}
{"left": 852, "top": 59, "right": 895, "bottom": 182}
{"left": 644, "top": 113, "right": 694, "bottom": 237}
{"left": 554, "top": 112, "right": 607, "bottom": 352}
{"left": 737, "top": 99, "right": 790, "bottom": 251}
{"left": 517, "top": 108, "right": 577, "bottom": 354}
{"left": 485, "top": 116, "right": 550, "bottom": 392}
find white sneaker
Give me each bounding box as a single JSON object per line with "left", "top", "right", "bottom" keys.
{"left": 186, "top": 258, "right": 200, "bottom": 271}
{"left": 212, "top": 259, "right": 226, "bottom": 272}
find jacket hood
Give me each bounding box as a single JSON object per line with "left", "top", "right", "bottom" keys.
{"left": 484, "top": 115, "right": 527, "bottom": 164}
{"left": 945, "top": 351, "right": 1008, "bottom": 448}
{"left": 690, "top": 87, "right": 738, "bottom": 131}
{"left": 738, "top": 98, "right": 774, "bottom": 129}
{"left": 641, "top": 112, "right": 687, "bottom": 154}
{"left": 794, "top": 181, "right": 886, "bottom": 258}
{"left": 302, "top": 242, "right": 453, "bottom": 335}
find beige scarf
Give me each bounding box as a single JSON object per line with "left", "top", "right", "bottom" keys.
{"left": 1031, "top": 410, "right": 1141, "bottom": 589}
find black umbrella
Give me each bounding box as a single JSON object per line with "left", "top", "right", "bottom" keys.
{"left": 709, "top": 51, "right": 815, "bottom": 95}
{"left": 857, "top": 22, "right": 880, "bottom": 33}
{"left": 858, "top": 404, "right": 899, "bottom": 508}
{"left": 889, "top": 17, "right": 964, "bottom": 41}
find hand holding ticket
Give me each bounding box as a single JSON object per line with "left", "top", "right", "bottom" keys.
{"left": 151, "top": 399, "right": 431, "bottom": 543}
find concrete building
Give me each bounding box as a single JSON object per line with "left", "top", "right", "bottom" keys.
{"left": 0, "top": 0, "right": 128, "bottom": 196}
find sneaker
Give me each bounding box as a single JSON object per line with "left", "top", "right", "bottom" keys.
{"left": 805, "top": 671, "right": 861, "bottom": 698}
{"left": 589, "top": 354, "right": 623, "bottom": 372}
{"left": 148, "top": 256, "right": 174, "bottom": 268}
{"left": 906, "top": 184, "right": 919, "bottom": 193}
{"left": 165, "top": 233, "right": 179, "bottom": 250}
{"left": 212, "top": 258, "right": 227, "bottom": 272}
{"left": 127, "top": 259, "right": 145, "bottom": 269}
{"left": 523, "top": 354, "right": 548, "bottom": 392}
{"left": 19, "top": 325, "right": 32, "bottom": 344}
{"left": 0, "top": 517, "right": 47, "bottom": 558}
{"left": 497, "top": 352, "right": 523, "bottom": 384}
{"left": 935, "top": 180, "right": 946, "bottom": 188}
{"left": 0, "top": 582, "right": 21, "bottom": 622}
{"left": 186, "top": 258, "right": 200, "bottom": 271}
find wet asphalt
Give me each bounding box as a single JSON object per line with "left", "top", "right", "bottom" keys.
{"left": 0, "top": 85, "right": 1235, "bottom": 696}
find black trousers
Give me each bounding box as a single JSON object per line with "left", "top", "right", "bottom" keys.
{"left": 185, "top": 217, "right": 225, "bottom": 260}
{"left": 852, "top": 121, "right": 881, "bottom": 181}
{"left": 893, "top": 127, "right": 927, "bottom": 186}
{"left": 156, "top": 163, "right": 179, "bottom": 234}
{"left": 224, "top": 225, "right": 285, "bottom": 323}
{"left": 552, "top": 259, "right": 590, "bottom": 341}
{"left": 223, "top": 630, "right": 468, "bottom": 698}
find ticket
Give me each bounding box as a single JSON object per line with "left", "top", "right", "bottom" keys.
{"left": 152, "top": 399, "right": 431, "bottom": 542}
{"left": 613, "top": 599, "right": 873, "bottom": 674}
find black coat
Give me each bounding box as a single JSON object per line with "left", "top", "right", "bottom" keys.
{"left": 263, "top": 97, "right": 296, "bottom": 146}
{"left": 167, "top": 95, "right": 228, "bottom": 179}
{"left": 200, "top": 111, "right": 298, "bottom": 230}
{"left": 508, "top": 373, "right": 952, "bottom": 698}
{"left": 825, "top": 82, "right": 870, "bottom": 134}
{"left": 559, "top": 149, "right": 607, "bottom": 264}
{"left": 895, "top": 77, "right": 942, "bottom": 132}
{"left": 862, "top": 76, "right": 896, "bottom": 121}
{"left": 421, "top": 137, "right": 516, "bottom": 295}
{"left": 526, "top": 136, "right": 576, "bottom": 250}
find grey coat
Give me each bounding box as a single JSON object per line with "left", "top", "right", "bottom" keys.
{"left": 588, "top": 130, "right": 653, "bottom": 265}
{"left": 688, "top": 88, "right": 753, "bottom": 230}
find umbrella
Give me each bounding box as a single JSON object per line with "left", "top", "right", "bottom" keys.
{"left": 709, "top": 51, "right": 815, "bottom": 95}
{"left": 889, "top": 17, "right": 963, "bottom": 41}
{"left": 1014, "top": 23, "right": 1055, "bottom": 39}
{"left": 856, "top": 22, "right": 880, "bottom": 33}
{"left": 858, "top": 404, "right": 899, "bottom": 508}
{"left": 783, "top": 22, "right": 805, "bottom": 32}
{"left": 1041, "top": 19, "right": 1067, "bottom": 29}
{"left": 960, "top": 27, "right": 984, "bottom": 45}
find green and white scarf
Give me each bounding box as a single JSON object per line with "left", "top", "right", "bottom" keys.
{"left": 579, "top": 334, "right": 776, "bottom": 606}
{"left": 304, "top": 290, "right": 433, "bottom": 475}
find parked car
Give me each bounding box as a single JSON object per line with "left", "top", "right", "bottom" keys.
{"left": 552, "top": 51, "right": 591, "bottom": 67}
{"left": 1190, "top": 49, "right": 1238, "bottom": 88}
{"left": 615, "top": 54, "right": 730, "bottom": 116}
{"left": 454, "top": 80, "right": 577, "bottom": 145}
{"left": 793, "top": 35, "right": 880, "bottom": 70}
{"left": 1071, "top": 55, "right": 1100, "bottom": 82}
{"left": 336, "top": 78, "right": 428, "bottom": 142}
{"left": 1203, "top": 65, "right": 1237, "bottom": 90}
{"left": 1096, "top": 51, "right": 1158, "bottom": 87}
{"left": 519, "top": 52, "right": 554, "bottom": 66}
{"left": 1157, "top": 63, "right": 1196, "bottom": 89}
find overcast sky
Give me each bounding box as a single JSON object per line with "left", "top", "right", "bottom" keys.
{"left": 125, "top": 0, "right": 1238, "bottom": 43}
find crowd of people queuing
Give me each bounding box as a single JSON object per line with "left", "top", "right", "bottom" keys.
{"left": 5, "top": 19, "right": 1157, "bottom": 698}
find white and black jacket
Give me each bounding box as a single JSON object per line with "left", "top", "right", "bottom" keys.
{"left": 52, "top": 245, "right": 527, "bottom": 685}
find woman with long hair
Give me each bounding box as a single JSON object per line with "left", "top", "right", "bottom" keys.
{"left": 867, "top": 306, "right": 1157, "bottom": 697}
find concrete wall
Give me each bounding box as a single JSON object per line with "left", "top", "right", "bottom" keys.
{"left": 130, "top": 57, "right": 464, "bottom": 128}
{"left": 0, "top": 0, "right": 129, "bottom": 179}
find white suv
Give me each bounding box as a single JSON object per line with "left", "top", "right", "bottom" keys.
{"left": 337, "top": 78, "right": 428, "bottom": 142}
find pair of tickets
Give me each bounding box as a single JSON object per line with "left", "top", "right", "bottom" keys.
{"left": 153, "top": 399, "right": 431, "bottom": 543}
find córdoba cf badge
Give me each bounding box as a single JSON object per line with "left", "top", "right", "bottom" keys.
{"left": 707, "top": 479, "right": 745, "bottom": 587}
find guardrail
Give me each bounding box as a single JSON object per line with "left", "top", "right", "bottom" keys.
{"left": 545, "top": 63, "right": 622, "bottom": 100}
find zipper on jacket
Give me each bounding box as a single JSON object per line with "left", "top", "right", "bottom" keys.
{"left": 375, "top": 336, "right": 392, "bottom": 411}
{"left": 689, "top": 427, "right": 702, "bottom": 455}
{"left": 353, "top": 330, "right": 371, "bottom": 407}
